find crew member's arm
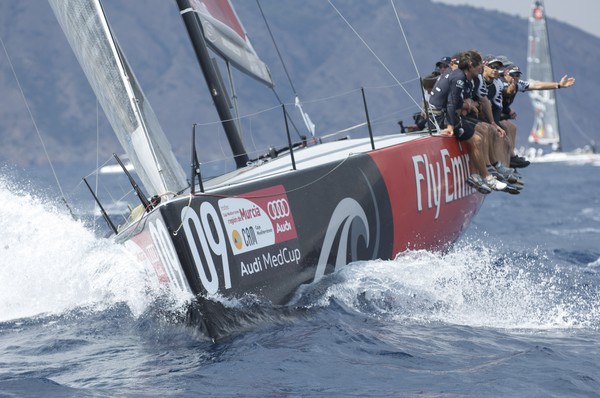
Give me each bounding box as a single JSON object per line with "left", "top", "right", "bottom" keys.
{"left": 479, "top": 96, "right": 505, "bottom": 137}
{"left": 480, "top": 96, "right": 494, "bottom": 123}
{"left": 503, "top": 75, "right": 518, "bottom": 96}
{"left": 527, "top": 75, "right": 575, "bottom": 90}
{"left": 446, "top": 78, "right": 464, "bottom": 136}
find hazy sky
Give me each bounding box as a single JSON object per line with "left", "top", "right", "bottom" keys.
{"left": 433, "top": 0, "right": 600, "bottom": 39}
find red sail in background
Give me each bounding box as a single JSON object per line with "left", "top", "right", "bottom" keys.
{"left": 189, "top": 0, "right": 273, "bottom": 87}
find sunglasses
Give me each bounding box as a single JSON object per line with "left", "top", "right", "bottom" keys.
{"left": 487, "top": 64, "right": 500, "bottom": 70}
{"left": 510, "top": 73, "right": 522, "bottom": 77}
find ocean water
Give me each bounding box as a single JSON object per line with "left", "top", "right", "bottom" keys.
{"left": 1, "top": 162, "right": 599, "bottom": 397}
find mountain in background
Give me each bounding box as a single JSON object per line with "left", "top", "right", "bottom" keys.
{"left": 1, "top": 0, "right": 598, "bottom": 174}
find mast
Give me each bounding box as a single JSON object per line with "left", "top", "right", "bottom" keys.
{"left": 176, "top": 0, "right": 249, "bottom": 168}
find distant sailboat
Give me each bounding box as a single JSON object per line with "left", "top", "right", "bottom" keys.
{"left": 525, "top": 0, "right": 600, "bottom": 165}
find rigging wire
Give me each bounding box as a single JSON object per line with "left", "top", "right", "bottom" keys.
{"left": 558, "top": 101, "right": 597, "bottom": 147}
{"left": 326, "top": 0, "right": 422, "bottom": 111}
{"left": 0, "top": 34, "right": 75, "bottom": 217}
{"left": 255, "top": 0, "right": 296, "bottom": 94}
{"left": 94, "top": 99, "right": 100, "bottom": 231}
{"left": 390, "top": 0, "right": 440, "bottom": 131}
{"left": 390, "top": 0, "right": 420, "bottom": 78}
{"left": 255, "top": 0, "right": 305, "bottom": 140}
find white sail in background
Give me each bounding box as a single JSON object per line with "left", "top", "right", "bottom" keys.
{"left": 527, "top": 0, "right": 560, "bottom": 148}
{"left": 188, "top": 0, "right": 273, "bottom": 87}
{"left": 49, "top": 0, "right": 188, "bottom": 196}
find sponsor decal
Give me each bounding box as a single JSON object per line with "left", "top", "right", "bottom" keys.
{"left": 181, "top": 201, "right": 231, "bottom": 294}
{"left": 127, "top": 219, "right": 191, "bottom": 293}
{"left": 218, "top": 185, "right": 298, "bottom": 255}
{"left": 124, "top": 237, "right": 169, "bottom": 284}
{"left": 313, "top": 197, "right": 369, "bottom": 283}
{"left": 240, "top": 246, "right": 302, "bottom": 277}
{"left": 216, "top": 185, "right": 303, "bottom": 282}
{"left": 412, "top": 148, "right": 473, "bottom": 219}
{"left": 180, "top": 185, "right": 303, "bottom": 293}
{"left": 232, "top": 229, "right": 243, "bottom": 250}
{"left": 267, "top": 198, "right": 290, "bottom": 220}
{"left": 148, "top": 218, "right": 190, "bottom": 293}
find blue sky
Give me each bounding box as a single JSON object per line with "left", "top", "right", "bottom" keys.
{"left": 433, "top": 0, "right": 600, "bottom": 39}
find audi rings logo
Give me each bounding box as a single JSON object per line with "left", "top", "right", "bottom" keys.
{"left": 267, "top": 199, "right": 290, "bottom": 220}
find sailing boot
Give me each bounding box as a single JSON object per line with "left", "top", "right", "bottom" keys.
{"left": 494, "top": 162, "right": 524, "bottom": 189}
{"left": 487, "top": 165, "right": 506, "bottom": 182}
{"left": 484, "top": 175, "right": 520, "bottom": 195}
{"left": 510, "top": 155, "right": 530, "bottom": 168}
{"left": 467, "top": 174, "right": 492, "bottom": 195}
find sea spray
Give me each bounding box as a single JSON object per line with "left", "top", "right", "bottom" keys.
{"left": 293, "top": 242, "right": 600, "bottom": 331}
{"left": 0, "top": 176, "right": 189, "bottom": 322}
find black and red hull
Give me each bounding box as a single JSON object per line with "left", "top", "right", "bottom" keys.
{"left": 117, "top": 134, "right": 483, "bottom": 331}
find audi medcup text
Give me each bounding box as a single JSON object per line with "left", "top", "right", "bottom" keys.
{"left": 240, "top": 247, "right": 301, "bottom": 277}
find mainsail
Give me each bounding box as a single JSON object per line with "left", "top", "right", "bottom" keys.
{"left": 49, "top": 0, "right": 188, "bottom": 196}
{"left": 527, "top": 0, "right": 561, "bottom": 149}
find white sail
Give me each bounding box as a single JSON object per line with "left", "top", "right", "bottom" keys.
{"left": 527, "top": 0, "right": 560, "bottom": 148}
{"left": 49, "top": 0, "right": 188, "bottom": 196}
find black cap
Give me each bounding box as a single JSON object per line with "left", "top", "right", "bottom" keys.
{"left": 495, "top": 55, "right": 514, "bottom": 68}
{"left": 435, "top": 56, "right": 452, "bottom": 67}
{"left": 483, "top": 54, "right": 503, "bottom": 65}
{"left": 506, "top": 65, "right": 522, "bottom": 75}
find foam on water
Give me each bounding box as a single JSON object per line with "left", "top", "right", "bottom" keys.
{"left": 0, "top": 176, "right": 174, "bottom": 322}
{"left": 2, "top": 172, "right": 598, "bottom": 334}
{"left": 296, "top": 243, "right": 600, "bottom": 331}
{"left": 581, "top": 207, "right": 600, "bottom": 222}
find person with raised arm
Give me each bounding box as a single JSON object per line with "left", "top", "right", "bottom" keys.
{"left": 428, "top": 51, "right": 512, "bottom": 194}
